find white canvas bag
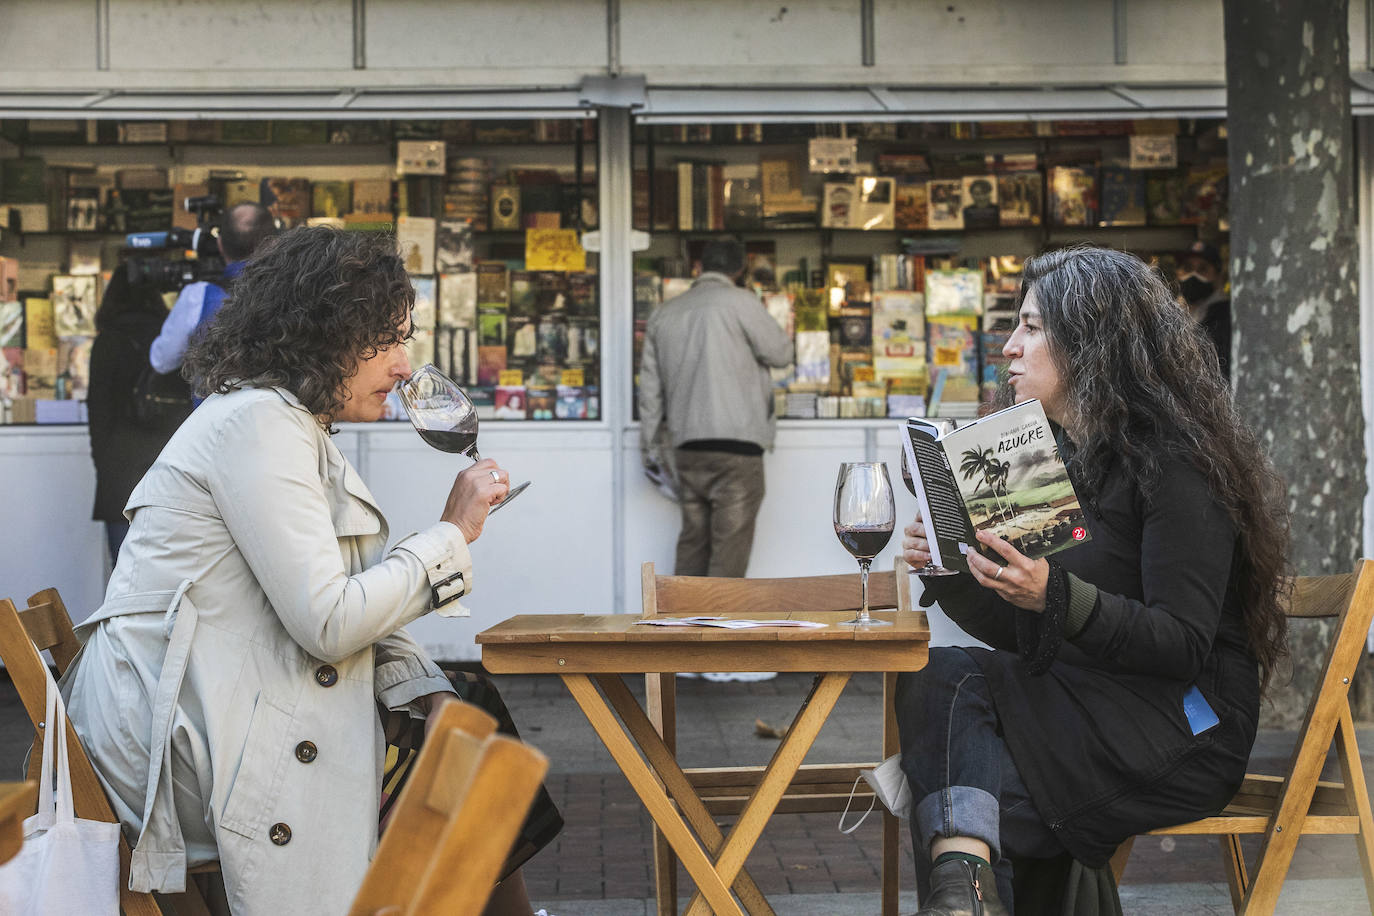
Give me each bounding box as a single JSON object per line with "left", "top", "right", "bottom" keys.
{"left": 0, "top": 664, "right": 120, "bottom": 914}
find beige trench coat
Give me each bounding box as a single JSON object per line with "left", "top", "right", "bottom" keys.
{"left": 63, "top": 386, "right": 474, "bottom": 915}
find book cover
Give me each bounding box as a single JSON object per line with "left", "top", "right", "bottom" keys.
{"left": 526, "top": 384, "right": 556, "bottom": 420}
{"left": 555, "top": 384, "right": 588, "bottom": 419}
{"left": 68, "top": 240, "right": 103, "bottom": 277}
{"left": 565, "top": 271, "right": 598, "bottom": 318}
{"left": 260, "top": 177, "right": 311, "bottom": 228}
{"left": 900, "top": 398, "right": 1091, "bottom": 573}
{"left": 493, "top": 385, "right": 527, "bottom": 419}
{"left": 508, "top": 270, "right": 537, "bottom": 319}
{"left": 396, "top": 216, "right": 436, "bottom": 274}
{"left": 435, "top": 220, "right": 474, "bottom": 272}
{"left": 537, "top": 315, "right": 570, "bottom": 365}
{"left": 821, "top": 181, "right": 854, "bottom": 229}
{"left": 438, "top": 272, "right": 478, "bottom": 328}
{"left": 871, "top": 290, "right": 926, "bottom": 387}
{"left": 1145, "top": 173, "right": 1185, "bottom": 225}
{"left": 477, "top": 346, "right": 507, "bottom": 387}
{"left": 854, "top": 176, "right": 896, "bottom": 230}
{"left": 722, "top": 164, "right": 762, "bottom": 230}
{"left": 926, "top": 179, "right": 965, "bottom": 230}
{"left": 960, "top": 175, "right": 1000, "bottom": 229}
{"left": 1098, "top": 166, "right": 1147, "bottom": 227}
{"left": 1048, "top": 167, "right": 1096, "bottom": 227}
{"left": 397, "top": 140, "right": 446, "bottom": 176}
{"left": 894, "top": 181, "right": 928, "bottom": 230}
{"left": 311, "top": 181, "right": 352, "bottom": 219}
{"left": 478, "top": 310, "right": 507, "bottom": 348}
{"left": 925, "top": 269, "right": 985, "bottom": 316}
{"left": 476, "top": 262, "right": 508, "bottom": 308}
{"left": 351, "top": 179, "right": 393, "bottom": 217}
{"left": 0, "top": 301, "right": 22, "bottom": 349}
{"left": 533, "top": 271, "right": 568, "bottom": 315}
{"left": 925, "top": 313, "right": 980, "bottom": 410}
{"left": 24, "top": 298, "right": 56, "bottom": 350}
{"left": 51, "top": 276, "right": 98, "bottom": 337}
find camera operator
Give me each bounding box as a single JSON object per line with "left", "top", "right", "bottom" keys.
{"left": 149, "top": 202, "right": 277, "bottom": 375}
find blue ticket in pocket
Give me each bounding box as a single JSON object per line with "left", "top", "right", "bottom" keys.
{"left": 1183, "top": 685, "right": 1220, "bottom": 735}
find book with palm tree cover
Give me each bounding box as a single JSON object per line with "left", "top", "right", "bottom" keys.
{"left": 901, "top": 398, "right": 1091, "bottom": 574}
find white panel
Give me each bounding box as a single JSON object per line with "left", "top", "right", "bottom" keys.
{"left": 0, "top": 429, "right": 107, "bottom": 626}
{"left": 1124, "top": 0, "right": 1225, "bottom": 67}
{"left": 359, "top": 424, "right": 616, "bottom": 661}
{"left": 107, "top": 0, "right": 354, "bottom": 71}
{"left": 366, "top": 0, "right": 606, "bottom": 71}
{"left": 620, "top": 0, "right": 861, "bottom": 69}
{"left": 0, "top": 1, "right": 97, "bottom": 71}
{"left": 874, "top": 0, "right": 1116, "bottom": 69}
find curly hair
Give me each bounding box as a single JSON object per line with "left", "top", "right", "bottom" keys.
{"left": 1011, "top": 245, "right": 1290, "bottom": 692}
{"left": 182, "top": 227, "right": 414, "bottom": 423}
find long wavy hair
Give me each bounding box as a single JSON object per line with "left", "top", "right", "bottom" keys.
{"left": 1011, "top": 246, "right": 1290, "bottom": 691}
{"left": 183, "top": 227, "right": 414, "bottom": 424}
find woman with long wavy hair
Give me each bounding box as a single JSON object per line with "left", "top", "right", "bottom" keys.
{"left": 897, "top": 245, "right": 1289, "bottom": 913}
{"left": 64, "top": 227, "right": 560, "bottom": 916}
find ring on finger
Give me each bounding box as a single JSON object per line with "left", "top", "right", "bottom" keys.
{"left": 994, "top": 566, "right": 1004, "bottom": 580}
{"left": 490, "top": 469, "right": 501, "bottom": 482}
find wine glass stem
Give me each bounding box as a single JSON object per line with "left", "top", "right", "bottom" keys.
{"left": 858, "top": 558, "right": 872, "bottom": 623}
{"left": 469, "top": 448, "right": 483, "bottom": 462}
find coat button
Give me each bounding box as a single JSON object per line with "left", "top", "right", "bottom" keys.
{"left": 315, "top": 664, "right": 338, "bottom": 687}
{"left": 269, "top": 822, "right": 292, "bottom": 846}
{"left": 295, "top": 741, "right": 318, "bottom": 763}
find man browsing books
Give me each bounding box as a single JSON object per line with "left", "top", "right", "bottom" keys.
{"left": 638, "top": 238, "right": 793, "bottom": 578}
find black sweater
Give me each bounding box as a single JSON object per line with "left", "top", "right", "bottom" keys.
{"left": 922, "top": 456, "right": 1255, "bottom": 865}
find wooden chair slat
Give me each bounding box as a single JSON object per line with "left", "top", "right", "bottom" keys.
{"left": 1114, "top": 560, "right": 1374, "bottom": 914}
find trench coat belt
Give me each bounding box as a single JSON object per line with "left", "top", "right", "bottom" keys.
{"left": 112, "top": 579, "right": 200, "bottom": 894}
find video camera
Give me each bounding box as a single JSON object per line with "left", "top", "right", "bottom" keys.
{"left": 123, "top": 195, "right": 225, "bottom": 291}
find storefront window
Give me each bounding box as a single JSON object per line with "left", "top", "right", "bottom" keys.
{"left": 630, "top": 117, "right": 1227, "bottom": 420}
{"left": 0, "top": 116, "right": 600, "bottom": 424}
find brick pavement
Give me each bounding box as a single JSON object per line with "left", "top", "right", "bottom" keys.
{"left": 2, "top": 672, "right": 1372, "bottom": 913}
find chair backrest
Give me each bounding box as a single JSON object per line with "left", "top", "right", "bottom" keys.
{"left": 0, "top": 592, "right": 164, "bottom": 916}
{"left": 641, "top": 556, "right": 911, "bottom": 617}
{"left": 348, "top": 698, "right": 550, "bottom": 916}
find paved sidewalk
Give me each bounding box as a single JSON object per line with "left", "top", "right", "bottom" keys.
{"left": 2, "top": 671, "right": 1371, "bottom": 914}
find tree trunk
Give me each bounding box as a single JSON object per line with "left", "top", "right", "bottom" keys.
{"left": 1224, "top": 0, "right": 1368, "bottom": 726}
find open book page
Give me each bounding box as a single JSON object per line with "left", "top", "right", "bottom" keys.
{"left": 634, "top": 617, "right": 828, "bottom": 629}
{"left": 941, "top": 399, "right": 1091, "bottom": 561}
{"left": 901, "top": 419, "right": 977, "bottom": 573}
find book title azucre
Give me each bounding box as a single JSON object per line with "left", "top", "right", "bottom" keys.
{"left": 997, "top": 426, "right": 1045, "bottom": 453}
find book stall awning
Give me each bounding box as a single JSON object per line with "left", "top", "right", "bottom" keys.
{"left": 0, "top": 88, "right": 595, "bottom": 120}
{"left": 636, "top": 83, "right": 1374, "bottom": 122}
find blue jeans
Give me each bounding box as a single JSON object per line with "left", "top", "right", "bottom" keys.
{"left": 895, "top": 647, "right": 1065, "bottom": 910}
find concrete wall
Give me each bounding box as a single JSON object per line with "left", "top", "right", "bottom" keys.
{"left": 0, "top": 0, "right": 1364, "bottom": 93}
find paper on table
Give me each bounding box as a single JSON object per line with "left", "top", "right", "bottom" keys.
{"left": 634, "top": 616, "right": 828, "bottom": 629}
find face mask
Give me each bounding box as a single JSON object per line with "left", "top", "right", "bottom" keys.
{"left": 838, "top": 753, "right": 911, "bottom": 834}
{"left": 1179, "top": 274, "right": 1213, "bottom": 305}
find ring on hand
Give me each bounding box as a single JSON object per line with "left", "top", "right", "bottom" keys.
{"left": 490, "top": 470, "right": 501, "bottom": 482}
{"left": 994, "top": 566, "right": 1004, "bottom": 580}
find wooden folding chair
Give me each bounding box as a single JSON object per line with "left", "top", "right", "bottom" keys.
{"left": 348, "top": 698, "right": 550, "bottom": 916}
{"left": 1111, "top": 561, "right": 1374, "bottom": 915}
{"left": 0, "top": 780, "right": 38, "bottom": 865}
{"left": 0, "top": 588, "right": 218, "bottom": 916}
{"left": 642, "top": 558, "right": 912, "bottom": 916}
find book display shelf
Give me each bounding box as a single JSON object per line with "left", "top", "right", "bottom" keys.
{"left": 630, "top": 117, "right": 1228, "bottom": 422}
{"left": 0, "top": 116, "right": 600, "bottom": 425}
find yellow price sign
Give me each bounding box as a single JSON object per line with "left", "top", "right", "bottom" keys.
{"left": 525, "top": 229, "right": 586, "bottom": 272}
{"left": 851, "top": 366, "right": 876, "bottom": 383}
{"left": 560, "top": 368, "right": 585, "bottom": 387}
{"left": 498, "top": 369, "right": 525, "bottom": 386}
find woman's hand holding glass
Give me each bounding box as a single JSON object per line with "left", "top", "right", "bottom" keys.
{"left": 442, "top": 458, "right": 509, "bottom": 543}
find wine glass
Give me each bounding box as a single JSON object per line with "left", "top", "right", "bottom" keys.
{"left": 397, "top": 364, "right": 530, "bottom": 513}
{"left": 833, "top": 461, "right": 896, "bottom": 627}
{"left": 900, "top": 419, "right": 961, "bottom": 577}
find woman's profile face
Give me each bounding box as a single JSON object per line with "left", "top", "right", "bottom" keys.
{"left": 336, "top": 314, "right": 413, "bottom": 424}
{"left": 1004, "top": 289, "right": 1068, "bottom": 424}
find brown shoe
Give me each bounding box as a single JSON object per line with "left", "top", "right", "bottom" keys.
{"left": 915, "top": 858, "right": 1009, "bottom": 916}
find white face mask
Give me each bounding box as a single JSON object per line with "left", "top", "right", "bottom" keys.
{"left": 838, "top": 753, "right": 912, "bottom": 834}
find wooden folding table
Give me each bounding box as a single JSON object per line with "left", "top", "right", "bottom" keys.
{"left": 477, "top": 610, "right": 929, "bottom": 916}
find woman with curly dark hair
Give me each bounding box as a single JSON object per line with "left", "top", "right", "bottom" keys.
{"left": 896, "top": 246, "right": 1289, "bottom": 913}
{"left": 64, "top": 227, "right": 561, "bottom": 916}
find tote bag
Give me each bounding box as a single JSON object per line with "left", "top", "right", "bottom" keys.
{"left": 0, "top": 666, "right": 120, "bottom": 914}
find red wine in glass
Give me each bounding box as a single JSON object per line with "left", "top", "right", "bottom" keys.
{"left": 833, "top": 461, "right": 896, "bottom": 627}
{"left": 398, "top": 364, "right": 529, "bottom": 513}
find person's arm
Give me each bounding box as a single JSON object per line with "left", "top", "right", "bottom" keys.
{"left": 148, "top": 284, "right": 205, "bottom": 373}
{"left": 1065, "top": 465, "right": 1235, "bottom": 681}
{"left": 204, "top": 399, "right": 475, "bottom": 663}
{"left": 738, "top": 294, "right": 793, "bottom": 369}
{"left": 638, "top": 326, "right": 663, "bottom": 462}
{"left": 374, "top": 629, "right": 455, "bottom": 718}
{"left": 920, "top": 574, "right": 1021, "bottom": 651}
{"left": 86, "top": 335, "right": 119, "bottom": 469}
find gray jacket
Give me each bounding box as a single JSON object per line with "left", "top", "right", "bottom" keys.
{"left": 638, "top": 272, "right": 793, "bottom": 454}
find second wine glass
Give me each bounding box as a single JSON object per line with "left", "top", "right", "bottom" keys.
{"left": 397, "top": 364, "right": 530, "bottom": 513}
{"left": 834, "top": 461, "right": 896, "bottom": 627}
